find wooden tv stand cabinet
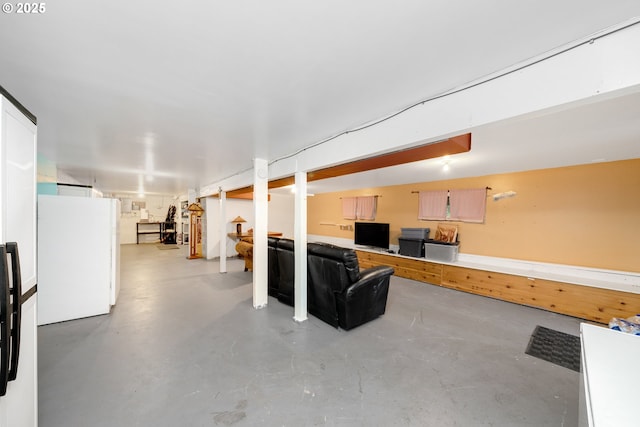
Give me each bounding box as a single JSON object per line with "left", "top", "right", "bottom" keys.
{"left": 355, "top": 250, "right": 640, "bottom": 324}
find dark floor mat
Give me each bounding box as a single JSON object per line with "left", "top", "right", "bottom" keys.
{"left": 157, "top": 244, "right": 179, "bottom": 250}
{"left": 525, "top": 326, "right": 581, "bottom": 372}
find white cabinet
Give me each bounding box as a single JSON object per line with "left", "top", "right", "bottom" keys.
{"left": 0, "top": 90, "right": 38, "bottom": 426}
{"left": 579, "top": 323, "right": 640, "bottom": 426}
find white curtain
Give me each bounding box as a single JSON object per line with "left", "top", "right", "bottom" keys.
{"left": 418, "top": 190, "right": 448, "bottom": 220}
{"left": 356, "top": 196, "right": 377, "bottom": 221}
{"left": 342, "top": 197, "right": 357, "bottom": 220}
{"left": 342, "top": 196, "right": 378, "bottom": 220}
{"left": 449, "top": 188, "right": 487, "bottom": 223}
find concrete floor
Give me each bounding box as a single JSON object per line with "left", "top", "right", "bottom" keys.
{"left": 39, "top": 244, "right": 583, "bottom": 426}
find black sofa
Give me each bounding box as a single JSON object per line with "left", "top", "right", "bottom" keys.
{"left": 267, "top": 237, "right": 280, "bottom": 298}
{"left": 268, "top": 237, "right": 295, "bottom": 306}
{"left": 267, "top": 238, "right": 394, "bottom": 330}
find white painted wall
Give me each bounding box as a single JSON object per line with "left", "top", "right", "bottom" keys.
{"left": 118, "top": 195, "right": 180, "bottom": 244}
{"left": 268, "top": 193, "right": 295, "bottom": 238}
{"left": 202, "top": 193, "right": 296, "bottom": 259}
{"left": 204, "top": 196, "right": 254, "bottom": 259}
{"left": 56, "top": 185, "right": 102, "bottom": 198}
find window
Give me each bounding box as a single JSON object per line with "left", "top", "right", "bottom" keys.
{"left": 342, "top": 196, "right": 378, "bottom": 220}
{"left": 418, "top": 188, "right": 486, "bottom": 223}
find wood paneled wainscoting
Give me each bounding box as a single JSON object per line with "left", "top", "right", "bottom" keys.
{"left": 356, "top": 250, "right": 640, "bottom": 324}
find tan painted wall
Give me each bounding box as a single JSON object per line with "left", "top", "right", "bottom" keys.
{"left": 308, "top": 159, "right": 640, "bottom": 272}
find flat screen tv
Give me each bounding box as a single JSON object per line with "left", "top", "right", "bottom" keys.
{"left": 354, "top": 222, "right": 390, "bottom": 250}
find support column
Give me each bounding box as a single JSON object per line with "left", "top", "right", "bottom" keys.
{"left": 253, "top": 158, "right": 269, "bottom": 308}
{"left": 219, "top": 189, "right": 227, "bottom": 273}
{"left": 293, "top": 171, "right": 308, "bottom": 322}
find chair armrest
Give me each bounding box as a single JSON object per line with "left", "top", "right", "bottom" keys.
{"left": 235, "top": 241, "right": 253, "bottom": 258}
{"left": 343, "top": 265, "right": 394, "bottom": 299}
{"left": 336, "top": 265, "right": 394, "bottom": 330}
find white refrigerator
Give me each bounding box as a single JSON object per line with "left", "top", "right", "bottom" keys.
{"left": 37, "top": 195, "right": 120, "bottom": 325}
{"left": 0, "top": 91, "right": 38, "bottom": 426}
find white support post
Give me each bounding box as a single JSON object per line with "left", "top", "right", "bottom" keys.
{"left": 293, "top": 171, "right": 308, "bottom": 322}
{"left": 253, "top": 158, "right": 269, "bottom": 308}
{"left": 219, "top": 189, "right": 227, "bottom": 273}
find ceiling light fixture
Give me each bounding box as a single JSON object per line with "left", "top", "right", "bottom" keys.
{"left": 441, "top": 156, "right": 451, "bottom": 172}
{"left": 137, "top": 174, "right": 145, "bottom": 198}
{"left": 289, "top": 185, "right": 314, "bottom": 196}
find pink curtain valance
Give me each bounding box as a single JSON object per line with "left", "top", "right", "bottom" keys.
{"left": 418, "top": 190, "right": 448, "bottom": 220}
{"left": 356, "top": 196, "right": 377, "bottom": 221}
{"left": 342, "top": 197, "right": 357, "bottom": 220}
{"left": 449, "top": 188, "right": 487, "bottom": 223}
{"left": 342, "top": 196, "right": 378, "bottom": 220}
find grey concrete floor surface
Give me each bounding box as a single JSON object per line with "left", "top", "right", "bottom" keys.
{"left": 38, "top": 243, "right": 583, "bottom": 426}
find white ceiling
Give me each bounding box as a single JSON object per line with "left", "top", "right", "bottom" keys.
{"left": 1, "top": 1, "right": 640, "bottom": 197}
{"left": 306, "top": 91, "right": 640, "bottom": 194}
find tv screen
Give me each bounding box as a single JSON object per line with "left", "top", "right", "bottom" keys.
{"left": 354, "top": 222, "right": 390, "bottom": 250}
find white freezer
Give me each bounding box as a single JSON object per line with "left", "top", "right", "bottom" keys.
{"left": 37, "top": 195, "right": 120, "bottom": 325}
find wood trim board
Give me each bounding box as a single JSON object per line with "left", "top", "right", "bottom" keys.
{"left": 356, "top": 250, "right": 640, "bottom": 324}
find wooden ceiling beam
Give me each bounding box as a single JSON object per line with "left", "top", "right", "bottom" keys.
{"left": 210, "top": 133, "right": 471, "bottom": 198}
{"left": 306, "top": 133, "right": 471, "bottom": 182}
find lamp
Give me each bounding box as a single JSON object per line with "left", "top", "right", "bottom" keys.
{"left": 231, "top": 216, "right": 246, "bottom": 235}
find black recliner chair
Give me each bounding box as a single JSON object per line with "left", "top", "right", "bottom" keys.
{"left": 267, "top": 237, "right": 280, "bottom": 298}
{"left": 274, "top": 238, "right": 295, "bottom": 306}
{"left": 307, "top": 242, "right": 394, "bottom": 330}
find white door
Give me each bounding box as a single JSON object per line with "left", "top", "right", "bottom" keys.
{"left": 0, "top": 95, "right": 38, "bottom": 427}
